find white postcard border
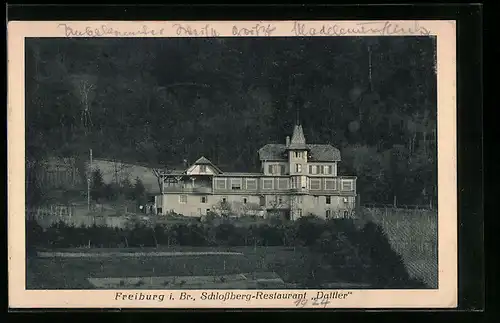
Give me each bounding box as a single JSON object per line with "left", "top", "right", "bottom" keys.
{"left": 8, "top": 20, "right": 457, "bottom": 309}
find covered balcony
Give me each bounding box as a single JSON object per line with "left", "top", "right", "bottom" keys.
{"left": 161, "top": 174, "right": 214, "bottom": 194}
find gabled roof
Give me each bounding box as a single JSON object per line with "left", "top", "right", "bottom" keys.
{"left": 189, "top": 156, "right": 223, "bottom": 174}
{"left": 258, "top": 144, "right": 341, "bottom": 162}
{"left": 193, "top": 156, "right": 213, "bottom": 165}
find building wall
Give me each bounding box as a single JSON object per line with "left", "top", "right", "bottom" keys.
{"left": 297, "top": 195, "right": 356, "bottom": 219}
{"left": 157, "top": 192, "right": 355, "bottom": 219}
{"left": 261, "top": 161, "right": 289, "bottom": 176}
{"left": 261, "top": 160, "right": 338, "bottom": 177}
{"left": 307, "top": 162, "right": 338, "bottom": 177}
{"left": 288, "top": 150, "right": 308, "bottom": 176}
{"left": 158, "top": 194, "right": 264, "bottom": 217}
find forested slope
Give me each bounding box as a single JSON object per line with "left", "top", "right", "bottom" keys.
{"left": 25, "top": 36, "right": 437, "bottom": 206}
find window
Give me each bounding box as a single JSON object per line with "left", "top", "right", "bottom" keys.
{"left": 307, "top": 165, "right": 322, "bottom": 174}
{"left": 298, "top": 209, "right": 303, "bottom": 217}
{"left": 231, "top": 179, "right": 242, "bottom": 190}
{"left": 243, "top": 197, "right": 248, "bottom": 204}
{"left": 259, "top": 196, "right": 266, "bottom": 206}
{"left": 179, "top": 195, "right": 187, "bottom": 204}
{"left": 200, "top": 165, "right": 207, "bottom": 173}
{"left": 323, "top": 165, "right": 332, "bottom": 175}
{"left": 278, "top": 178, "right": 288, "bottom": 189}
{"left": 268, "top": 165, "right": 273, "bottom": 174}
{"left": 326, "top": 196, "right": 331, "bottom": 204}
{"left": 310, "top": 179, "right": 321, "bottom": 190}
{"left": 342, "top": 180, "right": 353, "bottom": 191}
{"left": 156, "top": 207, "right": 163, "bottom": 215}
{"left": 201, "top": 196, "right": 207, "bottom": 203}
{"left": 280, "top": 165, "right": 286, "bottom": 175}
{"left": 246, "top": 179, "right": 257, "bottom": 190}
{"left": 216, "top": 179, "right": 226, "bottom": 189}
{"left": 295, "top": 164, "right": 302, "bottom": 173}
{"left": 301, "top": 176, "right": 307, "bottom": 189}
{"left": 262, "top": 179, "right": 273, "bottom": 190}
{"left": 325, "top": 179, "right": 336, "bottom": 190}
{"left": 326, "top": 210, "right": 331, "bottom": 219}
{"left": 222, "top": 197, "right": 227, "bottom": 203}
{"left": 197, "top": 208, "right": 202, "bottom": 214}
{"left": 206, "top": 208, "right": 211, "bottom": 213}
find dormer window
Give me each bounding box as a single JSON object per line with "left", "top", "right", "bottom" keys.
{"left": 200, "top": 165, "right": 207, "bottom": 173}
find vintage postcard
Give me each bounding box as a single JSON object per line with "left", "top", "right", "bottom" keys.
{"left": 8, "top": 20, "right": 457, "bottom": 309}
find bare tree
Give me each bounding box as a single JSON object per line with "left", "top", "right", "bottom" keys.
{"left": 212, "top": 199, "right": 232, "bottom": 217}
{"left": 267, "top": 195, "right": 286, "bottom": 220}
{"left": 71, "top": 74, "right": 97, "bottom": 134}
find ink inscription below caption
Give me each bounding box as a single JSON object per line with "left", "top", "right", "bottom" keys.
{"left": 294, "top": 291, "right": 353, "bottom": 308}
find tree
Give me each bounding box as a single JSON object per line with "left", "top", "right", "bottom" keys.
{"left": 133, "top": 177, "right": 148, "bottom": 209}
{"left": 212, "top": 199, "right": 232, "bottom": 217}
{"left": 71, "top": 74, "right": 97, "bottom": 133}
{"left": 267, "top": 195, "right": 287, "bottom": 220}
{"left": 295, "top": 215, "right": 323, "bottom": 246}
{"left": 25, "top": 37, "right": 438, "bottom": 207}
{"left": 90, "top": 168, "right": 105, "bottom": 202}
{"left": 103, "top": 182, "right": 120, "bottom": 202}
{"left": 121, "top": 177, "right": 134, "bottom": 200}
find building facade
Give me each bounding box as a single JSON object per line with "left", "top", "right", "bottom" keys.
{"left": 154, "top": 124, "right": 357, "bottom": 220}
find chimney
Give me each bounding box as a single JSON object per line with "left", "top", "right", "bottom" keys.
{"left": 286, "top": 136, "right": 290, "bottom": 147}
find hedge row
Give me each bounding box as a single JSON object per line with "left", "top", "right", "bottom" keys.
{"left": 26, "top": 216, "right": 428, "bottom": 288}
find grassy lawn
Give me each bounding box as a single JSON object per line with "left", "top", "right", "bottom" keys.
{"left": 26, "top": 246, "right": 314, "bottom": 289}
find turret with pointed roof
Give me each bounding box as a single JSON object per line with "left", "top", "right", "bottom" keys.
{"left": 287, "top": 124, "right": 309, "bottom": 150}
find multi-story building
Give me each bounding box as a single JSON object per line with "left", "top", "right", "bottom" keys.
{"left": 154, "top": 124, "right": 357, "bottom": 220}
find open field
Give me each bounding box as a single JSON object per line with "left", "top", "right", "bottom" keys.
{"left": 26, "top": 246, "right": 318, "bottom": 289}
{"left": 362, "top": 207, "right": 438, "bottom": 288}
{"left": 26, "top": 208, "right": 438, "bottom": 289}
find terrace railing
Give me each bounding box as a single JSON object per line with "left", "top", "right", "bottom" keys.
{"left": 163, "top": 186, "right": 213, "bottom": 194}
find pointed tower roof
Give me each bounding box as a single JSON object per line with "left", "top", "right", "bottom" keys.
{"left": 288, "top": 124, "right": 308, "bottom": 150}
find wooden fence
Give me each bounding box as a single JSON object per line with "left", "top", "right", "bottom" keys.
{"left": 27, "top": 204, "right": 130, "bottom": 229}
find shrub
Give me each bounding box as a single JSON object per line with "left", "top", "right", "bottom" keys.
{"left": 26, "top": 215, "right": 426, "bottom": 288}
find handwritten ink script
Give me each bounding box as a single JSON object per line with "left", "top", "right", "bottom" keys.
{"left": 291, "top": 21, "right": 431, "bottom": 36}
{"left": 294, "top": 291, "right": 353, "bottom": 308}
{"left": 58, "top": 24, "right": 165, "bottom": 37}
{"left": 173, "top": 24, "right": 219, "bottom": 37}
{"left": 58, "top": 21, "right": 430, "bottom": 38}
{"left": 232, "top": 23, "right": 276, "bottom": 37}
